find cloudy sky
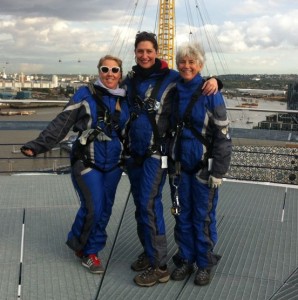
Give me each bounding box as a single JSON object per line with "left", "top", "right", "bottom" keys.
{"left": 0, "top": 0, "right": 297, "bottom": 75}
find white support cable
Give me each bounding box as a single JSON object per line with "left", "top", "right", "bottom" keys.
{"left": 281, "top": 209, "right": 285, "bottom": 223}
{"left": 17, "top": 209, "right": 26, "bottom": 299}
{"left": 281, "top": 187, "right": 287, "bottom": 223}
{"left": 137, "top": 0, "right": 149, "bottom": 32}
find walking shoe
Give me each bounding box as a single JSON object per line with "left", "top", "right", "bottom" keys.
{"left": 81, "top": 254, "right": 104, "bottom": 274}
{"left": 194, "top": 268, "right": 211, "bottom": 286}
{"left": 134, "top": 266, "right": 170, "bottom": 287}
{"left": 171, "top": 263, "right": 196, "bottom": 281}
{"left": 131, "top": 252, "right": 150, "bottom": 271}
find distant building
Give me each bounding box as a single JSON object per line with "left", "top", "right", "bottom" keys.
{"left": 257, "top": 113, "right": 298, "bottom": 131}
{"left": 52, "top": 75, "right": 58, "bottom": 88}
{"left": 287, "top": 82, "right": 298, "bottom": 110}
{"left": 257, "top": 82, "right": 298, "bottom": 131}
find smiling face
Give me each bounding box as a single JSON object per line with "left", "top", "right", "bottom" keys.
{"left": 177, "top": 56, "right": 203, "bottom": 82}
{"left": 135, "top": 41, "right": 158, "bottom": 69}
{"left": 98, "top": 59, "right": 122, "bottom": 89}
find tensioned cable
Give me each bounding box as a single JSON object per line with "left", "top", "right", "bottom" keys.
{"left": 109, "top": 0, "right": 140, "bottom": 63}
{"left": 137, "top": 0, "right": 149, "bottom": 32}
{"left": 197, "top": 0, "right": 230, "bottom": 75}
{"left": 192, "top": 1, "right": 242, "bottom": 148}
{"left": 108, "top": 0, "right": 137, "bottom": 54}
{"left": 119, "top": 0, "right": 153, "bottom": 71}
{"left": 184, "top": 0, "right": 195, "bottom": 40}
{"left": 94, "top": 188, "right": 132, "bottom": 300}
{"left": 121, "top": 0, "right": 159, "bottom": 72}
{"left": 153, "top": 0, "right": 159, "bottom": 34}
{"left": 194, "top": 2, "right": 220, "bottom": 76}
{"left": 196, "top": 0, "right": 248, "bottom": 144}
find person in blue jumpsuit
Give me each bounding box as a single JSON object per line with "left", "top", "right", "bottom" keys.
{"left": 122, "top": 31, "right": 221, "bottom": 287}
{"left": 21, "top": 55, "right": 129, "bottom": 274}
{"left": 168, "top": 43, "right": 232, "bottom": 286}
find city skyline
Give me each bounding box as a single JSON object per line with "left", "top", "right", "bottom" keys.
{"left": 0, "top": 0, "right": 298, "bottom": 75}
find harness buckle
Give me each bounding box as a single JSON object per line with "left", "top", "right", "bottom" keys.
{"left": 147, "top": 145, "right": 158, "bottom": 155}
{"left": 134, "top": 96, "right": 143, "bottom": 111}
{"left": 171, "top": 175, "right": 181, "bottom": 216}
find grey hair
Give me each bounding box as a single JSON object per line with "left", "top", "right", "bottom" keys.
{"left": 175, "top": 43, "right": 206, "bottom": 66}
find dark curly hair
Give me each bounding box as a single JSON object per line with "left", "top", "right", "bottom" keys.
{"left": 134, "top": 31, "right": 158, "bottom": 51}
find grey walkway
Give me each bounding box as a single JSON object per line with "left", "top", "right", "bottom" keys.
{"left": 0, "top": 174, "right": 297, "bottom": 300}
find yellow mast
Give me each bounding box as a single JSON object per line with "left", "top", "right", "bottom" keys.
{"left": 157, "top": 0, "right": 175, "bottom": 69}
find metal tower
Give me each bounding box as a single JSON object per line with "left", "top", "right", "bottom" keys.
{"left": 157, "top": 0, "right": 175, "bottom": 69}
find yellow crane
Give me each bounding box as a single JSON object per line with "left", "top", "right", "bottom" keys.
{"left": 157, "top": 0, "right": 175, "bottom": 69}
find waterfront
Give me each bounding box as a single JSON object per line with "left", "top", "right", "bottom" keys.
{"left": 225, "top": 97, "right": 287, "bottom": 129}
{"left": 0, "top": 96, "right": 287, "bottom": 127}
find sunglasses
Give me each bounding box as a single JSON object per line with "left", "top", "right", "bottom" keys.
{"left": 99, "top": 66, "right": 121, "bottom": 74}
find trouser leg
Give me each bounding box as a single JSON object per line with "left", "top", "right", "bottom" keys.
{"left": 173, "top": 172, "right": 196, "bottom": 263}
{"left": 126, "top": 158, "right": 145, "bottom": 247}
{"left": 66, "top": 161, "right": 122, "bottom": 254}
{"left": 192, "top": 178, "right": 219, "bottom": 269}
{"left": 127, "top": 156, "right": 168, "bottom": 267}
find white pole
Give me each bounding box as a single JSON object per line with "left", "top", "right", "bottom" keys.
{"left": 17, "top": 209, "right": 26, "bottom": 299}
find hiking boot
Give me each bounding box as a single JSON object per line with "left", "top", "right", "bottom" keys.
{"left": 194, "top": 268, "right": 211, "bottom": 286}
{"left": 134, "top": 266, "right": 170, "bottom": 287}
{"left": 81, "top": 254, "right": 104, "bottom": 274}
{"left": 171, "top": 263, "right": 196, "bottom": 281}
{"left": 131, "top": 252, "right": 150, "bottom": 271}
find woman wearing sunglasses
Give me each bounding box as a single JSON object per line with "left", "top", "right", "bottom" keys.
{"left": 122, "top": 31, "right": 222, "bottom": 287}
{"left": 20, "top": 55, "right": 129, "bottom": 274}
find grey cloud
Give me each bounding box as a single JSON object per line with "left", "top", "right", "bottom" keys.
{"left": 0, "top": 0, "right": 126, "bottom": 21}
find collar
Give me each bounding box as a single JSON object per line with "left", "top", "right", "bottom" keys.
{"left": 132, "top": 58, "right": 169, "bottom": 79}
{"left": 94, "top": 79, "right": 126, "bottom": 97}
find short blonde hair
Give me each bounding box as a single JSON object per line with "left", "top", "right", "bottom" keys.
{"left": 97, "top": 55, "right": 123, "bottom": 73}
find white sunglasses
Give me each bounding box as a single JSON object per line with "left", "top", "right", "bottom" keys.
{"left": 99, "top": 66, "right": 121, "bottom": 74}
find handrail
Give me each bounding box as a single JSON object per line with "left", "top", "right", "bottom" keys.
{"left": 227, "top": 107, "right": 298, "bottom": 114}
{"left": 0, "top": 99, "right": 68, "bottom": 104}
{"left": 0, "top": 143, "right": 70, "bottom": 174}
{"left": 0, "top": 102, "right": 297, "bottom": 181}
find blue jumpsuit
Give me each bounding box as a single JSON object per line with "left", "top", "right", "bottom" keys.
{"left": 122, "top": 59, "right": 180, "bottom": 267}
{"left": 169, "top": 74, "right": 232, "bottom": 269}
{"left": 22, "top": 84, "right": 129, "bottom": 256}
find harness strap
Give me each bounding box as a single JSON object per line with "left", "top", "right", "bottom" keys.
{"left": 175, "top": 82, "right": 210, "bottom": 147}
{"left": 88, "top": 83, "right": 123, "bottom": 142}
{"left": 173, "top": 82, "right": 212, "bottom": 173}
{"left": 131, "top": 71, "right": 169, "bottom": 153}
{"left": 71, "top": 84, "right": 124, "bottom": 169}
{"left": 182, "top": 84, "right": 204, "bottom": 123}
{"left": 82, "top": 160, "right": 120, "bottom": 173}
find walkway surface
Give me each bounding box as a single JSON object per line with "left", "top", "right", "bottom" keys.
{"left": 0, "top": 174, "right": 297, "bottom": 300}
